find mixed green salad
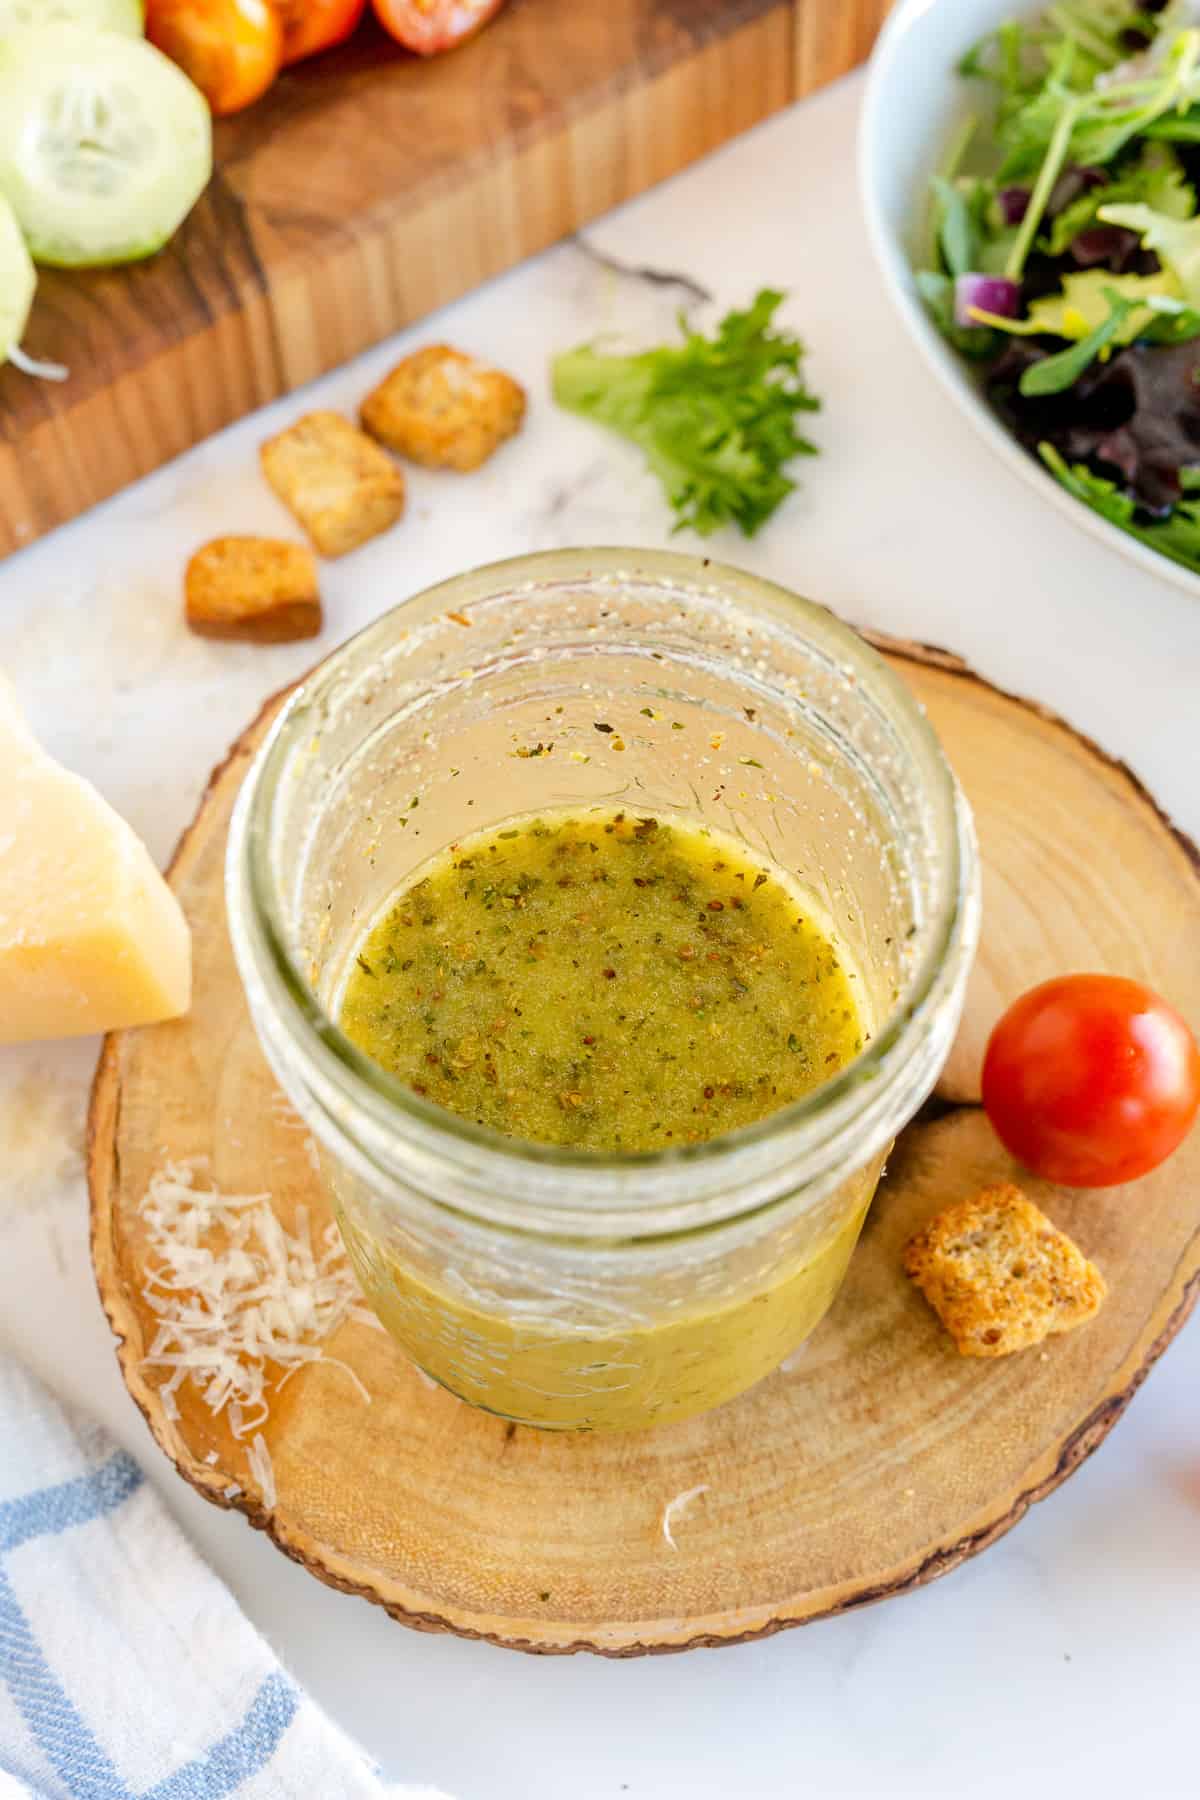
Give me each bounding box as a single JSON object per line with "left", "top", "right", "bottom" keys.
{"left": 918, "top": 0, "right": 1200, "bottom": 576}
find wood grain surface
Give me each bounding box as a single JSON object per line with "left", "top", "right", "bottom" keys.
{"left": 0, "top": 0, "right": 888, "bottom": 558}
{"left": 88, "top": 637, "right": 1200, "bottom": 1655}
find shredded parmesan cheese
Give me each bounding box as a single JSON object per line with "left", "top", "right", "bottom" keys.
{"left": 661, "top": 1483, "right": 709, "bottom": 1551}
{"left": 246, "top": 1433, "right": 277, "bottom": 1510}
{"left": 269, "top": 1093, "right": 308, "bottom": 1133}
{"left": 138, "top": 1159, "right": 373, "bottom": 1445}
{"left": 8, "top": 344, "right": 69, "bottom": 382}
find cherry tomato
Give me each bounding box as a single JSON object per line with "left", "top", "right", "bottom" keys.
{"left": 371, "top": 0, "right": 507, "bottom": 56}
{"left": 981, "top": 974, "right": 1200, "bottom": 1188}
{"left": 277, "top": 0, "right": 367, "bottom": 63}
{"left": 146, "top": 0, "right": 282, "bottom": 115}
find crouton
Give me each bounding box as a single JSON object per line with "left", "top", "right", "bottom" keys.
{"left": 185, "top": 537, "right": 322, "bottom": 643}
{"left": 260, "top": 411, "right": 406, "bottom": 557}
{"left": 360, "top": 345, "right": 526, "bottom": 472}
{"left": 904, "top": 1184, "right": 1106, "bottom": 1358}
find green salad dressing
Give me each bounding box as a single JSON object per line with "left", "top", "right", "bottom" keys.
{"left": 340, "top": 809, "right": 865, "bottom": 1152}
{"left": 336, "top": 809, "right": 877, "bottom": 1430}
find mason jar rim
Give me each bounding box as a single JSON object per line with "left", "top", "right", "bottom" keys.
{"left": 227, "top": 549, "right": 976, "bottom": 1225}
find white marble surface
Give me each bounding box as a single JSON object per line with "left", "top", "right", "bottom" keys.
{"left": 2, "top": 72, "right": 1199, "bottom": 1800}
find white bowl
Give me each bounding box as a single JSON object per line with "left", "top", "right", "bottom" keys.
{"left": 858, "top": 0, "right": 1200, "bottom": 600}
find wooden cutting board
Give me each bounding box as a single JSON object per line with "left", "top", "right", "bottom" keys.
{"left": 0, "top": 0, "right": 888, "bottom": 559}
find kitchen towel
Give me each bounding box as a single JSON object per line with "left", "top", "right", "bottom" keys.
{"left": 0, "top": 1354, "right": 451, "bottom": 1800}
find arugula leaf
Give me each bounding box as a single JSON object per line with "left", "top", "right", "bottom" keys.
{"left": 1019, "top": 290, "right": 1137, "bottom": 393}
{"left": 1043, "top": 1, "right": 1131, "bottom": 67}
{"left": 551, "top": 291, "right": 820, "bottom": 538}
{"left": 1144, "top": 106, "right": 1200, "bottom": 141}
{"left": 931, "top": 176, "right": 977, "bottom": 277}
{"left": 987, "top": 26, "right": 1200, "bottom": 191}
{"left": 1040, "top": 441, "right": 1200, "bottom": 572}
{"left": 922, "top": 118, "right": 979, "bottom": 265}
{"left": 960, "top": 18, "right": 1048, "bottom": 117}
{"left": 971, "top": 17, "right": 1142, "bottom": 178}
{"left": 959, "top": 10, "right": 1125, "bottom": 105}
{"left": 1062, "top": 29, "right": 1200, "bottom": 162}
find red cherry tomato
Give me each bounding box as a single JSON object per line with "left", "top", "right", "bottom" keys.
{"left": 981, "top": 974, "right": 1200, "bottom": 1188}
{"left": 277, "top": 0, "right": 367, "bottom": 63}
{"left": 371, "top": 0, "right": 507, "bottom": 55}
{"left": 146, "top": 0, "right": 282, "bottom": 114}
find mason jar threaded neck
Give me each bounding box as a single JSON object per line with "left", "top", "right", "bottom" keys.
{"left": 226, "top": 550, "right": 980, "bottom": 1243}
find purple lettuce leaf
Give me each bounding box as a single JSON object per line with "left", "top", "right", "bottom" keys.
{"left": 987, "top": 338, "right": 1200, "bottom": 514}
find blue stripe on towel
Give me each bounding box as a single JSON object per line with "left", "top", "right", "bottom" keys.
{"left": 140, "top": 1674, "right": 298, "bottom": 1800}
{"left": 0, "top": 1566, "right": 128, "bottom": 1799}
{"left": 2, "top": 1739, "right": 65, "bottom": 1796}
{"left": 0, "top": 1451, "right": 298, "bottom": 1798}
{"left": 0, "top": 1454, "right": 143, "bottom": 1556}
{"left": 0, "top": 1451, "right": 147, "bottom": 1797}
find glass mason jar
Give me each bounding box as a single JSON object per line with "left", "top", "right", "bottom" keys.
{"left": 227, "top": 550, "right": 979, "bottom": 1432}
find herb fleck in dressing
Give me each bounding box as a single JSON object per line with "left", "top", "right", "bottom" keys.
{"left": 340, "top": 810, "right": 866, "bottom": 1151}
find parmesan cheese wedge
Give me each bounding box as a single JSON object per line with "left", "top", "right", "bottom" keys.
{"left": 0, "top": 673, "right": 190, "bottom": 1041}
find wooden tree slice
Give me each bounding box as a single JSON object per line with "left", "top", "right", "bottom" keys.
{"left": 89, "top": 642, "right": 1200, "bottom": 1656}
{"left": 885, "top": 640, "right": 1200, "bottom": 1104}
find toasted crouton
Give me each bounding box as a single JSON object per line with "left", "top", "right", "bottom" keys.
{"left": 904, "top": 1184, "right": 1106, "bottom": 1358}
{"left": 360, "top": 345, "right": 526, "bottom": 472}
{"left": 260, "top": 411, "right": 406, "bottom": 557}
{"left": 185, "top": 537, "right": 322, "bottom": 643}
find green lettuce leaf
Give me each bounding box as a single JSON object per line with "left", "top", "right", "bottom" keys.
{"left": 1019, "top": 289, "right": 1139, "bottom": 392}
{"left": 1099, "top": 199, "right": 1200, "bottom": 300}
{"left": 1040, "top": 441, "right": 1200, "bottom": 573}
{"left": 1026, "top": 267, "right": 1181, "bottom": 337}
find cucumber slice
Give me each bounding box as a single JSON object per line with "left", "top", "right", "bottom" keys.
{"left": 0, "top": 0, "right": 143, "bottom": 36}
{"left": 0, "top": 190, "right": 35, "bottom": 363}
{"left": 0, "top": 26, "right": 212, "bottom": 268}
